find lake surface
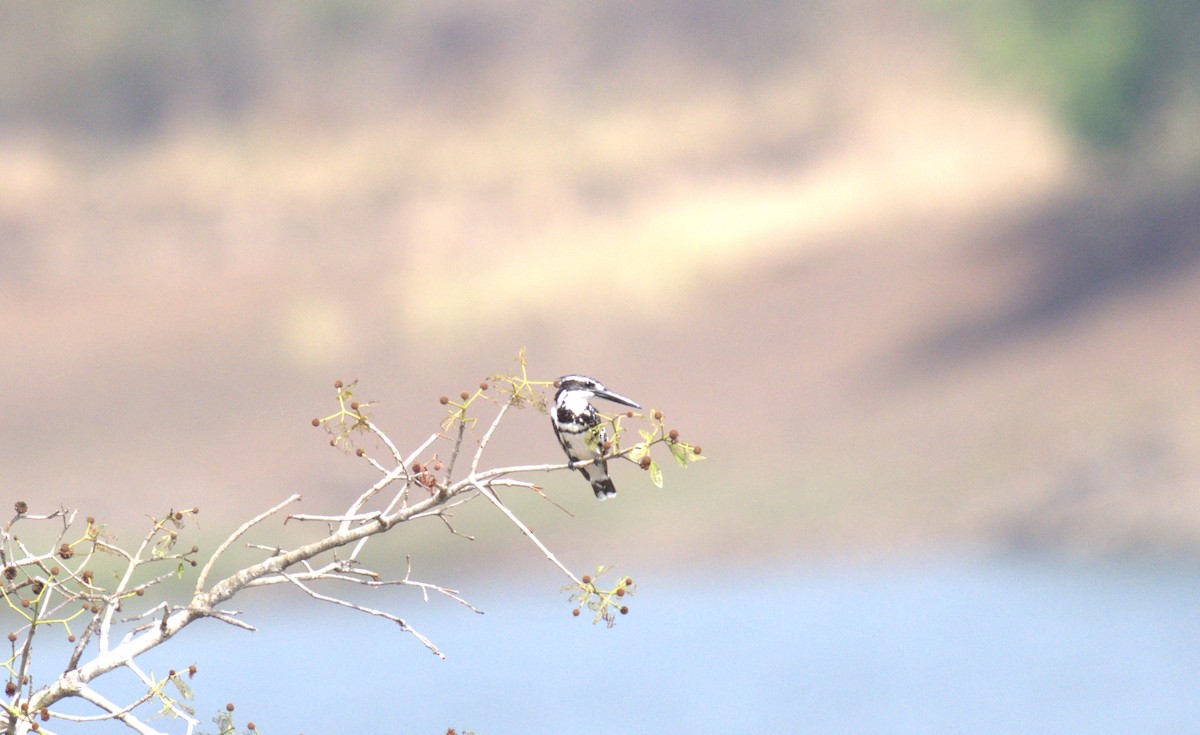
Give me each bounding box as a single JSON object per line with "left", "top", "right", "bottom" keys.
{"left": 46, "top": 555, "right": 1200, "bottom": 733}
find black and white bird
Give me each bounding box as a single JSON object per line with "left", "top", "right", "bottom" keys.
{"left": 552, "top": 375, "right": 641, "bottom": 500}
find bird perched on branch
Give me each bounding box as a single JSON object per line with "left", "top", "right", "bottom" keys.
{"left": 551, "top": 375, "right": 641, "bottom": 499}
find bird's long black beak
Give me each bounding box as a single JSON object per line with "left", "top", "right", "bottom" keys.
{"left": 595, "top": 387, "right": 641, "bottom": 409}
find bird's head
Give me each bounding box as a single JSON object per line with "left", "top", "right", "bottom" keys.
{"left": 554, "top": 375, "right": 641, "bottom": 409}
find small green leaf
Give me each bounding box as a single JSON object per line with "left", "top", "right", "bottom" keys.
{"left": 669, "top": 442, "right": 689, "bottom": 468}
{"left": 648, "top": 460, "right": 663, "bottom": 488}
{"left": 629, "top": 442, "right": 647, "bottom": 461}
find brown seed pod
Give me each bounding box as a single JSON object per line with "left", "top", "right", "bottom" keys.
{"left": 135, "top": 588, "right": 145, "bottom": 597}
{"left": 30, "top": 581, "right": 43, "bottom": 595}
{"left": 616, "top": 588, "right": 625, "bottom": 597}
{"left": 59, "top": 544, "right": 74, "bottom": 559}
{"left": 668, "top": 429, "right": 679, "bottom": 441}
{"left": 693, "top": 445, "right": 702, "bottom": 455}
{"left": 226, "top": 703, "right": 235, "bottom": 712}
{"left": 639, "top": 456, "right": 652, "bottom": 470}
{"left": 350, "top": 401, "right": 359, "bottom": 410}
{"left": 40, "top": 708, "right": 48, "bottom": 721}
{"left": 82, "top": 570, "right": 94, "bottom": 584}
{"left": 13, "top": 501, "right": 27, "bottom": 514}
{"left": 626, "top": 411, "right": 634, "bottom": 418}
{"left": 188, "top": 664, "right": 197, "bottom": 678}
{"left": 572, "top": 608, "right": 580, "bottom": 617}
{"left": 169, "top": 670, "right": 176, "bottom": 677}
{"left": 247, "top": 724, "right": 256, "bottom": 731}
{"left": 460, "top": 391, "right": 470, "bottom": 400}
{"left": 581, "top": 575, "right": 592, "bottom": 585}
{"left": 2, "top": 567, "right": 13, "bottom": 580}
{"left": 653, "top": 410, "right": 663, "bottom": 420}
{"left": 7, "top": 633, "right": 15, "bottom": 643}
{"left": 625, "top": 577, "right": 633, "bottom": 586}
{"left": 192, "top": 506, "right": 199, "bottom": 514}
{"left": 479, "top": 382, "right": 489, "bottom": 391}
{"left": 3, "top": 682, "right": 12, "bottom": 696}
{"left": 20, "top": 599, "right": 29, "bottom": 608}
{"left": 439, "top": 395, "right": 450, "bottom": 405}
{"left": 334, "top": 379, "right": 343, "bottom": 388}
{"left": 49, "top": 567, "right": 59, "bottom": 576}
{"left": 619, "top": 606, "right": 629, "bottom": 615}
{"left": 311, "top": 418, "right": 321, "bottom": 427}
{"left": 68, "top": 634, "right": 76, "bottom": 642}
{"left": 356, "top": 448, "right": 365, "bottom": 457}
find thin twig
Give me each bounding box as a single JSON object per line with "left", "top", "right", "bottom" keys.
{"left": 278, "top": 571, "right": 445, "bottom": 658}
{"left": 194, "top": 494, "right": 301, "bottom": 595}
{"left": 470, "top": 481, "right": 581, "bottom": 585}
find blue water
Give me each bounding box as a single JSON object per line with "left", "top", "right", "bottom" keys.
{"left": 39, "top": 557, "right": 1200, "bottom": 733}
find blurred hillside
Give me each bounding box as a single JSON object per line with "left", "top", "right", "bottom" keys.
{"left": 0, "top": 1, "right": 1198, "bottom": 568}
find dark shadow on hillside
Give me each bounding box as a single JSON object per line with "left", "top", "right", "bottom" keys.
{"left": 911, "top": 176, "right": 1200, "bottom": 363}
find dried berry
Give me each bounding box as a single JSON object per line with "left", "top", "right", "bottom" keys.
{"left": 311, "top": 418, "right": 321, "bottom": 427}
{"left": 581, "top": 575, "right": 591, "bottom": 584}
{"left": 13, "top": 501, "right": 27, "bottom": 514}
{"left": 653, "top": 410, "right": 663, "bottom": 420}
{"left": 67, "top": 635, "right": 75, "bottom": 642}
{"left": 693, "top": 445, "right": 703, "bottom": 455}
{"left": 479, "top": 382, "right": 489, "bottom": 391}
{"left": 668, "top": 429, "right": 679, "bottom": 441}
{"left": 2, "top": 567, "right": 13, "bottom": 580}
{"left": 639, "top": 456, "right": 652, "bottom": 470}
{"left": 30, "top": 581, "right": 43, "bottom": 595}
{"left": 247, "top": 724, "right": 256, "bottom": 731}
{"left": 226, "top": 703, "right": 235, "bottom": 712}
{"left": 571, "top": 609, "right": 580, "bottom": 617}
{"left": 616, "top": 588, "right": 625, "bottom": 597}
{"left": 460, "top": 391, "right": 470, "bottom": 400}
{"left": 619, "top": 606, "right": 629, "bottom": 615}
{"left": 625, "top": 411, "right": 634, "bottom": 418}
{"left": 188, "top": 664, "right": 197, "bottom": 678}
{"left": 6, "top": 633, "right": 15, "bottom": 643}
{"left": 81, "top": 570, "right": 93, "bottom": 584}
{"left": 49, "top": 567, "right": 59, "bottom": 576}
{"left": 39, "top": 708, "right": 48, "bottom": 721}
{"left": 3, "top": 682, "right": 13, "bottom": 696}
{"left": 356, "top": 448, "right": 365, "bottom": 457}
{"left": 334, "top": 379, "right": 343, "bottom": 388}
{"left": 625, "top": 577, "right": 633, "bottom": 586}
{"left": 135, "top": 588, "right": 145, "bottom": 597}
{"left": 439, "top": 395, "right": 450, "bottom": 405}
{"left": 350, "top": 401, "right": 359, "bottom": 410}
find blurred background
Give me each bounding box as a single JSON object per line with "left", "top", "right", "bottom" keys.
{"left": 2, "top": 1, "right": 1200, "bottom": 732}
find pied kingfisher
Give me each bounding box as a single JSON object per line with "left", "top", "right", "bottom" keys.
{"left": 552, "top": 375, "right": 641, "bottom": 500}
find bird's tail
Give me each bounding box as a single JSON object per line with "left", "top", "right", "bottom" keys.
{"left": 580, "top": 466, "right": 617, "bottom": 500}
